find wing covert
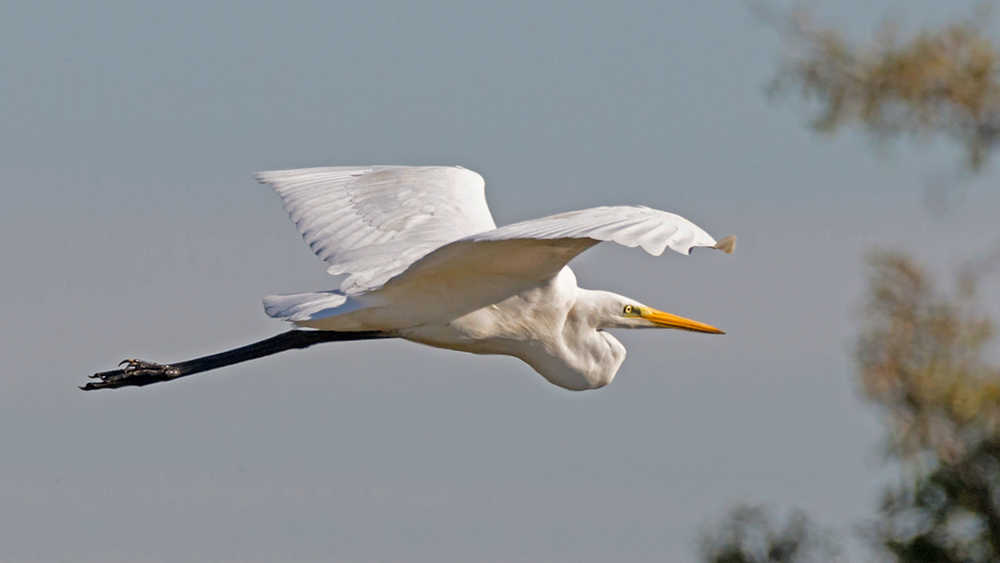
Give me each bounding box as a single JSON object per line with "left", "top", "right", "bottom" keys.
{"left": 255, "top": 166, "right": 497, "bottom": 294}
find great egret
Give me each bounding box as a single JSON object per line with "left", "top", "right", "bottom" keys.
{"left": 84, "top": 166, "right": 734, "bottom": 392}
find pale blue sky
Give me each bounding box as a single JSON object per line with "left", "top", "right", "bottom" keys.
{"left": 2, "top": 2, "right": 998, "bottom": 562}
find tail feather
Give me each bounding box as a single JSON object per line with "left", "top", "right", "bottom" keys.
{"left": 263, "top": 291, "right": 351, "bottom": 322}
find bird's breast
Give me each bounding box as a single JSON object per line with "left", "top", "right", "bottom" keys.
{"left": 400, "top": 271, "right": 627, "bottom": 391}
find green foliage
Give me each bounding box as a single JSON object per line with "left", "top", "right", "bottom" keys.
{"left": 858, "top": 252, "right": 1000, "bottom": 563}
{"left": 697, "top": 253, "right": 999, "bottom": 563}
{"left": 771, "top": 9, "right": 1000, "bottom": 172}
{"left": 698, "top": 505, "right": 842, "bottom": 563}
{"left": 699, "top": 10, "right": 1000, "bottom": 562}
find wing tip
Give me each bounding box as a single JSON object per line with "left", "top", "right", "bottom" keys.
{"left": 713, "top": 235, "right": 736, "bottom": 255}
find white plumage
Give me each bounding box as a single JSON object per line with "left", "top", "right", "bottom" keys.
{"left": 256, "top": 165, "right": 734, "bottom": 390}
{"left": 84, "top": 164, "right": 734, "bottom": 392}
{"left": 255, "top": 166, "right": 496, "bottom": 294}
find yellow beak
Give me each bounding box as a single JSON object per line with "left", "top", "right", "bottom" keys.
{"left": 641, "top": 308, "right": 725, "bottom": 334}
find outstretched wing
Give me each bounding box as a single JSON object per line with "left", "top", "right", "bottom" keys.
{"left": 255, "top": 166, "right": 497, "bottom": 294}
{"left": 468, "top": 205, "right": 726, "bottom": 255}
{"left": 293, "top": 206, "right": 734, "bottom": 329}
{"left": 385, "top": 205, "right": 729, "bottom": 299}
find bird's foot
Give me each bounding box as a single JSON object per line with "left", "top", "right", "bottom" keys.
{"left": 81, "top": 359, "right": 180, "bottom": 391}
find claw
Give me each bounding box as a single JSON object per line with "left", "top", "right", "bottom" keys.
{"left": 82, "top": 358, "right": 177, "bottom": 390}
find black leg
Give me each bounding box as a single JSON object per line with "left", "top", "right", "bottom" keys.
{"left": 82, "top": 329, "right": 395, "bottom": 391}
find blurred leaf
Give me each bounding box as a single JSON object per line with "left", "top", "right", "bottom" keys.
{"left": 698, "top": 504, "right": 842, "bottom": 563}
{"left": 771, "top": 8, "right": 1000, "bottom": 172}
{"left": 857, "top": 251, "right": 999, "bottom": 461}
{"left": 857, "top": 251, "right": 1000, "bottom": 562}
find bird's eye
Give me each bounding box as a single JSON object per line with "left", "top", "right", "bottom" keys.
{"left": 623, "top": 305, "right": 634, "bottom": 315}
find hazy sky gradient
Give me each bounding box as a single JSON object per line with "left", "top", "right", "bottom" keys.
{"left": 2, "top": 2, "right": 998, "bottom": 562}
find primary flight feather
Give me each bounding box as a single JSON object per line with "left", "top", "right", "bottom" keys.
{"left": 84, "top": 165, "right": 734, "bottom": 392}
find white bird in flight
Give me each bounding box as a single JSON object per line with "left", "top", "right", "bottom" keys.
{"left": 84, "top": 166, "right": 734, "bottom": 392}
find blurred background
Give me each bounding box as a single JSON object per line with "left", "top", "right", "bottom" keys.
{"left": 1, "top": 1, "right": 998, "bottom": 562}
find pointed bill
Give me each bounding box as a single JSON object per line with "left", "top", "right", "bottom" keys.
{"left": 641, "top": 308, "right": 725, "bottom": 334}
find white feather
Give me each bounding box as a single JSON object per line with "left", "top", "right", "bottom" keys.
{"left": 256, "top": 166, "right": 497, "bottom": 295}
{"left": 258, "top": 166, "right": 731, "bottom": 332}
{"left": 262, "top": 291, "right": 349, "bottom": 322}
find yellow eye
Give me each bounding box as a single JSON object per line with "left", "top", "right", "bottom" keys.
{"left": 623, "top": 305, "right": 634, "bottom": 315}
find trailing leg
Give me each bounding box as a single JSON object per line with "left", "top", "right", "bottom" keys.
{"left": 82, "top": 329, "right": 395, "bottom": 390}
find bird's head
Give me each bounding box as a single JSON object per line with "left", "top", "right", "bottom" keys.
{"left": 584, "top": 291, "right": 725, "bottom": 334}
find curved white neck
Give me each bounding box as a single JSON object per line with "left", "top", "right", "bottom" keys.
{"left": 518, "top": 285, "right": 628, "bottom": 391}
